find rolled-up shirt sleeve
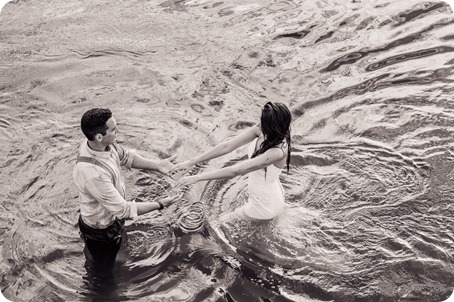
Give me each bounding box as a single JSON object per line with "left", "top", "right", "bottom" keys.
{"left": 85, "top": 177, "right": 138, "bottom": 219}
{"left": 113, "top": 143, "right": 136, "bottom": 169}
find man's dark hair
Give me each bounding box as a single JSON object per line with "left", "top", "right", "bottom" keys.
{"left": 81, "top": 108, "right": 112, "bottom": 141}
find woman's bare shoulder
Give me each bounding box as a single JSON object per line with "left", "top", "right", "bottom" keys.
{"left": 252, "top": 123, "right": 262, "bottom": 135}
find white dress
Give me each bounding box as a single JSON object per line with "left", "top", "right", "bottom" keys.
{"left": 241, "top": 137, "right": 286, "bottom": 220}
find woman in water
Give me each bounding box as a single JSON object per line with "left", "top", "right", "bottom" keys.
{"left": 173, "top": 101, "right": 291, "bottom": 220}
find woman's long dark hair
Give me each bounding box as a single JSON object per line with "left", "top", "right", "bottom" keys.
{"left": 251, "top": 102, "right": 292, "bottom": 172}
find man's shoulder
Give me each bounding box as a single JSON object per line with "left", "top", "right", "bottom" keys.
{"left": 73, "top": 160, "right": 102, "bottom": 176}
{"left": 111, "top": 142, "right": 126, "bottom": 154}
{"left": 73, "top": 161, "right": 113, "bottom": 189}
{"left": 76, "top": 139, "right": 89, "bottom": 156}
{"left": 111, "top": 142, "right": 135, "bottom": 164}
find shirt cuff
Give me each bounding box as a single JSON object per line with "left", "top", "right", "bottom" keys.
{"left": 128, "top": 201, "right": 138, "bottom": 218}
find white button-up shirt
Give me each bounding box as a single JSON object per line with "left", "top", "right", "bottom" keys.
{"left": 73, "top": 140, "right": 138, "bottom": 229}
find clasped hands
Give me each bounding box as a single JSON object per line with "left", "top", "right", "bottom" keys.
{"left": 160, "top": 158, "right": 201, "bottom": 190}
{"left": 151, "top": 156, "right": 201, "bottom": 208}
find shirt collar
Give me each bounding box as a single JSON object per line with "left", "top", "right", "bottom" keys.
{"left": 83, "top": 139, "right": 111, "bottom": 159}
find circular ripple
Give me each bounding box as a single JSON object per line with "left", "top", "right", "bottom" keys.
{"left": 175, "top": 201, "right": 205, "bottom": 233}
{"left": 192, "top": 139, "right": 431, "bottom": 301}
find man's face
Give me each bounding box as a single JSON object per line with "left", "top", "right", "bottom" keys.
{"left": 101, "top": 117, "right": 119, "bottom": 145}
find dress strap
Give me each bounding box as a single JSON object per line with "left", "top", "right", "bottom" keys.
{"left": 253, "top": 135, "right": 261, "bottom": 154}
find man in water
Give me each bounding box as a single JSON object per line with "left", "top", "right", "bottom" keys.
{"left": 73, "top": 108, "right": 179, "bottom": 275}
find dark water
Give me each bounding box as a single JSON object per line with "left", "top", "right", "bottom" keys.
{"left": 1, "top": 0, "right": 454, "bottom": 301}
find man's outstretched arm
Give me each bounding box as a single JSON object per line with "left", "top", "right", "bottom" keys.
{"left": 131, "top": 154, "right": 176, "bottom": 175}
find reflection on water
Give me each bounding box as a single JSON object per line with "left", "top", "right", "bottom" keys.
{"left": 1, "top": 0, "right": 454, "bottom": 301}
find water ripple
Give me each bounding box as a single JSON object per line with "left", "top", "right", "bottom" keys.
{"left": 2, "top": 0, "right": 454, "bottom": 300}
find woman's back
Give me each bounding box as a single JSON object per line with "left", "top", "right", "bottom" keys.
{"left": 243, "top": 136, "right": 286, "bottom": 220}
{"left": 247, "top": 136, "right": 284, "bottom": 182}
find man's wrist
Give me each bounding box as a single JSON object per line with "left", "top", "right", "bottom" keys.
{"left": 156, "top": 201, "right": 164, "bottom": 210}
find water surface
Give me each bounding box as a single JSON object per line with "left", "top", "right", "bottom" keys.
{"left": 1, "top": 0, "right": 454, "bottom": 301}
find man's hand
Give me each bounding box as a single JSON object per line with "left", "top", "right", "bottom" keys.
{"left": 169, "top": 160, "right": 194, "bottom": 174}
{"left": 174, "top": 175, "right": 201, "bottom": 190}
{"left": 157, "top": 154, "right": 177, "bottom": 175}
{"left": 160, "top": 193, "right": 183, "bottom": 207}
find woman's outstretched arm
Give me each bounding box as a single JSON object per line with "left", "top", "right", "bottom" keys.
{"left": 174, "top": 147, "right": 285, "bottom": 188}
{"left": 171, "top": 124, "right": 261, "bottom": 173}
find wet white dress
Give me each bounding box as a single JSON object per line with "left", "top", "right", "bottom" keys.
{"left": 241, "top": 137, "right": 286, "bottom": 220}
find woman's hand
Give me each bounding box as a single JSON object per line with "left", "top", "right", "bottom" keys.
{"left": 157, "top": 155, "right": 177, "bottom": 175}
{"left": 160, "top": 193, "right": 183, "bottom": 207}
{"left": 169, "top": 160, "right": 195, "bottom": 178}
{"left": 174, "top": 175, "right": 201, "bottom": 190}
